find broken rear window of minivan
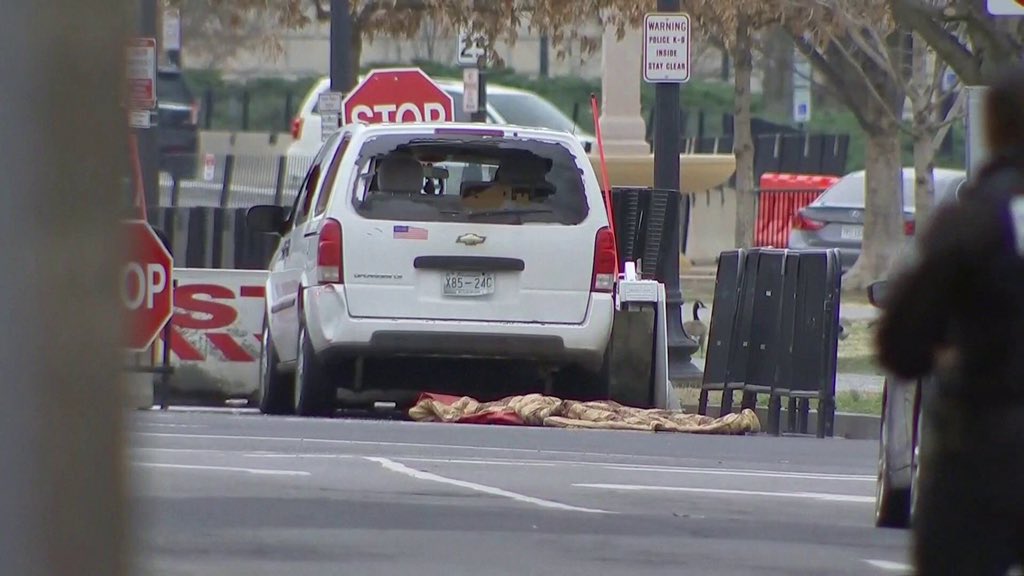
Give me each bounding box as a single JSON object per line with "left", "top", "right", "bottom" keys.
{"left": 351, "top": 134, "right": 590, "bottom": 225}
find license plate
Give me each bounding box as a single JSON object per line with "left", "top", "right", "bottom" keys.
{"left": 443, "top": 271, "right": 495, "bottom": 296}
{"left": 841, "top": 225, "right": 863, "bottom": 241}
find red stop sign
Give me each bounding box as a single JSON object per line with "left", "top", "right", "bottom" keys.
{"left": 122, "top": 220, "right": 174, "bottom": 351}
{"left": 342, "top": 67, "right": 455, "bottom": 125}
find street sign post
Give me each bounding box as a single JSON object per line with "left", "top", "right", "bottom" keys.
{"left": 122, "top": 220, "right": 173, "bottom": 352}
{"left": 792, "top": 48, "right": 812, "bottom": 124}
{"left": 162, "top": 8, "right": 181, "bottom": 51}
{"left": 463, "top": 67, "right": 480, "bottom": 115}
{"left": 341, "top": 68, "right": 455, "bottom": 125}
{"left": 645, "top": 3, "right": 701, "bottom": 381}
{"left": 642, "top": 13, "right": 691, "bottom": 84}
{"left": 456, "top": 28, "right": 487, "bottom": 67}
{"left": 127, "top": 37, "right": 157, "bottom": 111}
{"left": 318, "top": 91, "right": 343, "bottom": 141}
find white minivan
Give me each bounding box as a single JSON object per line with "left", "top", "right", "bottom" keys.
{"left": 248, "top": 122, "right": 616, "bottom": 417}
{"left": 284, "top": 76, "right": 596, "bottom": 187}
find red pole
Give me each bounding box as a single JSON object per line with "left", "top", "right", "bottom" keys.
{"left": 589, "top": 93, "right": 619, "bottom": 273}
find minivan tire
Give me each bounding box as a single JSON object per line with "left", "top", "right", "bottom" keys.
{"left": 294, "top": 325, "right": 335, "bottom": 418}
{"left": 258, "top": 318, "right": 294, "bottom": 415}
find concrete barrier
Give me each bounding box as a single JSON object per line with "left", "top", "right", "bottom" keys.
{"left": 160, "top": 269, "right": 268, "bottom": 403}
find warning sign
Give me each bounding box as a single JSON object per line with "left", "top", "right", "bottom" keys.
{"left": 642, "top": 13, "right": 691, "bottom": 84}
{"left": 127, "top": 37, "right": 157, "bottom": 110}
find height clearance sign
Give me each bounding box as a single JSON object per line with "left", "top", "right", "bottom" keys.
{"left": 643, "top": 13, "right": 691, "bottom": 83}
{"left": 342, "top": 68, "right": 455, "bottom": 125}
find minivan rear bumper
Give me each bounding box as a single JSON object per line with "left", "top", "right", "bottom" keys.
{"left": 303, "top": 284, "right": 613, "bottom": 370}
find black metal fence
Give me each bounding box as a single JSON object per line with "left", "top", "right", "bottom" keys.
{"left": 698, "top": 247, "right": 843, "bottom": 438}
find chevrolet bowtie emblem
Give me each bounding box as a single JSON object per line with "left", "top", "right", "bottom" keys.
{"left": 456, "top": 233, "right": 486, "bottom": 246}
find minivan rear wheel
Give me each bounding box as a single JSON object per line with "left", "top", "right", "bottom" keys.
{"left": 294, "top": 326, "right": 335, "bottom": 418}
{"left": 258, "top": 319, "right": 294, "bottom": 415}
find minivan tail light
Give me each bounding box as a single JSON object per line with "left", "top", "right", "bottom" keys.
{"left": 291, "top": 117, "right": 304, "bottom": 140}
{"left": 904, "top": 220, "right": 915, "bottom": 235}
{"left": 591, "top": 226, "right": 617, "bottom": 293}
{"left": 791, "top": 212, "right": 825, "bottom": 231}
{"left": 190, "top": 100, "right": 200, "bottom": 125}
{"left": 317, "top": 218, "right": 343, "bottom": 284}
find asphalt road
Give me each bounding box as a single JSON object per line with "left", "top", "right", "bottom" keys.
{"left": 129, "top": 409, "right": 911, "bottom": 576}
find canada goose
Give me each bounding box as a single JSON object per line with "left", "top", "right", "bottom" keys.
{"left": 683, "top": 300, "right": 709, "bottom": 355}
{"left": 838, "top": 317, "right": 851, "bottom": 341}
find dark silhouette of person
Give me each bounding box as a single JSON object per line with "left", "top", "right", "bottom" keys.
{"left": 875, "top": 65, "right": 1024, "bottom": 575}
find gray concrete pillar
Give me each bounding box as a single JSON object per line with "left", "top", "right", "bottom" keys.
{"left": 599, "top": 24, "right": 651, "bottom": 156}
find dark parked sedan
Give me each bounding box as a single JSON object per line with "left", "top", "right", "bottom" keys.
{"left": 157, "top": 67, "right": 199, "bottom": 181}
{"left": 788, "top": 167, "right": 967, "bottom": 271}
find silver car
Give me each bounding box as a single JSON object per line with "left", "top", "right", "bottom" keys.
{"left": 787, "top": 167, "right": 967, "bottom": 271}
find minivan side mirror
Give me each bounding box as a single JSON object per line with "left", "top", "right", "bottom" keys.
{"left": 246, "top": 205, "right": 288, "bottom": 236}
{"left": 866, "top": 280, "right": 889, "bottom": 309}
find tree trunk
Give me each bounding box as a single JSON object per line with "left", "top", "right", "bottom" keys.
{"left": 761, "top": 27, "right": 794, "bottom": 120}
{"left": 733, "top": 16, "right": 757, "bottom": 249}
{"left": 910, "top": 32, "right": 936, "bottom": 223}
{"left": 912, "top": 125, "right": 936, "bottom": 223}
{"left": 843, "top": 127, "right": 905, "bottom": 290}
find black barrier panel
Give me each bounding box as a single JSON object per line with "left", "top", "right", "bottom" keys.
{"left": 729, "top": 249, "right": 761, "bottom": 386}
{"left": 702, "top": 250, "right": 743, "bottom": 386}
{"left": 185, "top": 207, "right": 214, "bottom": 268}
{"left": 789, "top": 250, "right": 836, "bottom": 395}
{"left": 773, "top": 252, "right": 801, "bottom": 395}
{"left": 802, "top": 135, "right": 826, "bottom": 175}
{"left": 644, "top": 193, "right": 675, "bottom": 281}
{"left": 821, "top": 135, "right": 850, "bottom": 176}
{"left": 743, "top": 249, "right": 788, "bottom": 393}
{"left": 699, "top": 250, "right": 744, "bottom": 391}
{"left": 778, "top": 134, "right": 806, "bottom": 174}
{"left": 609, "top": 188, "right": 679, "bottom": 280}
{"left": 212, "top": 209, "right": 228, "bottom": 269}
{"left": 611, "top": 189, "right": 642, "bottom": 269}
{"left": 786, "top": 249, "right": 842, "bottom": 437}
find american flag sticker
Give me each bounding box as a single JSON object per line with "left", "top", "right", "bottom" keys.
{"left": 393, "top": 225, "right": 428, "bottom": 240}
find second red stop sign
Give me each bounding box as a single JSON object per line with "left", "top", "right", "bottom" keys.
{"left": 341, "top": 67, "right": 455, "bottom": 125}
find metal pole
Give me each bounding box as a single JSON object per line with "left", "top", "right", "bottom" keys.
{"left": 539, "top": 35, "right": 550, "bottom": 78}
{"left": 138, "top": 0, "right": 161, "bottom": 210}
{"left": 0, "top": 0, "right": 129, "bottom": 575}
{"left": 652, "top": 0, "right": 700, "bottom": 381}
{"left": 330, "top": 0, "right": 354, "bottom": 93}
{"left": 472, "top": 54, "right": 488, "bottom": 123}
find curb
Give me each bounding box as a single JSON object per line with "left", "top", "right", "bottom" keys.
{"left": 683, "top": 404, "right": 880, "bottom": 440}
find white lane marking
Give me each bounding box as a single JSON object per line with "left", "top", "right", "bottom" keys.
{"left": 366, "top": 457, "right": 613, "bottom": 514}
{"left": 246, "top": 454, "right": 558, "bottom": 468}
{"left": 133, "top": 462, "right": 310, "bottom": 477}
{"left": 136, "top": 423, "right": 208, "bottom": 429}
{"left": 600, "top": 465, "right": 873, "bottom": 482}
{"left": 575, "top": 483, "right": 874, "bottom": 503}
{"left": 136, "top": 432, "right": 617, "bottom": 458}
{"left": 863, "top": 559, "right": 913, "bottom": 573}
{"left": 135, "top": 433, "right": 874, "bottom": 479}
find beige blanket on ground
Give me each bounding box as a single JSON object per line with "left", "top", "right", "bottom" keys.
{"left": 409, "top": 393, "right": 761, "bottom": 434}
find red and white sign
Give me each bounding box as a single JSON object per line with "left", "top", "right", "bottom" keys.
{"left": 342, "top": 67, "right": 455, "bottom": 125}
{"left": 122, "top": 220, "right": 173, "bottom": 351}
{"left": 127, "top": 37, "right": 157, "bottom": 110}
{"left": 157, "top": 269, "right": 268, "bottom": 398}
{"left": 642, "top": 13, "right": 691, "bottom": 84}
